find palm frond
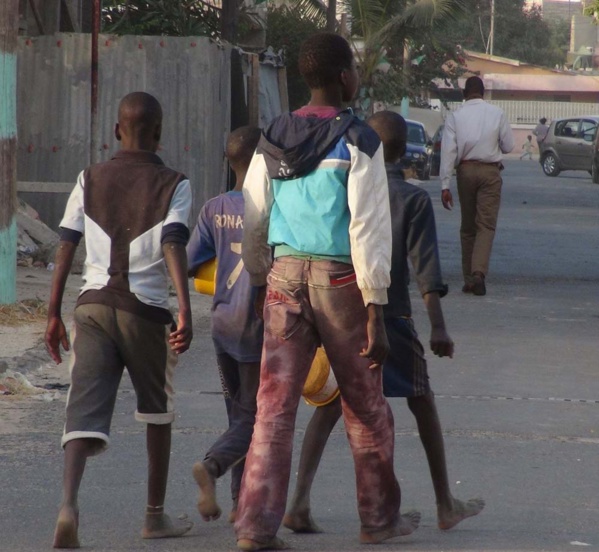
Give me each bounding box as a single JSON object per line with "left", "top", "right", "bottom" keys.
{"left": 294, "top": 0, "right": 328, "bottom": 25}
{"left": 401, "top": 0, "right": 468, "bottom": 27}
{"left": 367, "top": 0, "right": 467, "bottom": 46}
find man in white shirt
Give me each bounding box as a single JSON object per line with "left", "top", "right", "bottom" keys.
{"left": 439, "top": 76, "right": 514, "bottom": 296}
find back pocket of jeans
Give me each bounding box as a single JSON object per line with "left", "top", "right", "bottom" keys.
{"left": 264, "top": 288, "right": 302, "bottom": 340}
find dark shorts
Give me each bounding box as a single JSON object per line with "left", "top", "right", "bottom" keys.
{"left": 382, "top": 317, "right": 430, "bottom": 398}
{"left": 62, "top": 304, "right": 177, "bottom": 455}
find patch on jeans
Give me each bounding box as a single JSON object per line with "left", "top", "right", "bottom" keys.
{"left": 329, "top": 272, "right": 356, "bottom": 286}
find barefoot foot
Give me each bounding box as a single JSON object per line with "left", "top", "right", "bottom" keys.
{"left": 282, "top": 509, "right": 323, "bottom": 533}
{"left": 142, "top": 511, "right": 193, "bottom": 539}
{"left": 228, "top": 499, "right": 238, "bottom": 524}
{"left": 237, "top": 536, "right": 288, "bottom": 551}
{"left": 53, "top": 506, "right": 80, "bottom": 549}
{"left": 192, "top": 461, "right": 221, "bottom": 521}
{"left": 438, "top": 497, "right": 485, "bottom": 530}
{"left": 359, "top": 510, "right": 421, "bottom": 544}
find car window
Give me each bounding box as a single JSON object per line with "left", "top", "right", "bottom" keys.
{"left": 580, "top": 120, "right": 597, "bottom": 142}
{"left": 555, "top": 119, "right": 580, "bottom": 138}
{"left": 407, "top": 123, "right": 426, "bottom": 144}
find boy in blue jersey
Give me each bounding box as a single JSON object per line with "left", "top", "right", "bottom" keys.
{"left": 187, "top": 126, "right": 263, "bottom": 526}
{"left": 284, "top": 111, "right": 485, "bottom": 535}
{"left": 235, "top": 33, "right": 420, "bottom": 551}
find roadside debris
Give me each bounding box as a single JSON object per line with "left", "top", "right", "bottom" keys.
{"left": 0, "top": 370, "right": 68, "bottom": 401}
{"left": 16, "top": 198, "right": 85, "bottom": 273}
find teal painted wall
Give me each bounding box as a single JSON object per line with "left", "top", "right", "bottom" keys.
{"left": 0, "top": 53, "right": 17, "bottom": 140}
{"left": 0, "top": 218, "right": 17, "bottom": 304}
{"left": 0, "top": 51, "right": 18, "bottom": 304}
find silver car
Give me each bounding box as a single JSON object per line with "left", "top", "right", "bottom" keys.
{"left": 540, "top": 116, "right": 599, "bottom": 177}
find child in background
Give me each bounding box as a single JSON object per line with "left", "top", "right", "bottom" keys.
{"left": 520, "top": 135, "right": 534, "bottom": 160}
{"left": 284, "top": 111, "right": 485, "bottom": 535}
{"left": 187, "top": 126, "right": 263, "bottom": 526}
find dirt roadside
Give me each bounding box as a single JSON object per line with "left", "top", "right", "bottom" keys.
{"left": 0, "top": 266, "right": 211, "bottom": 398}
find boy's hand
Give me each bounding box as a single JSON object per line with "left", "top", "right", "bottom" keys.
{"left": 45, "top": 315, "right": 69, "bottom": 364}
{"left": 430, "top": 327, "right": 454, "bottom": 358}
{"left": 169, "top": 311, "right": 193, "bottom": 354}
{"left": 359, "top": 304, "right": 389, "bottom": 369}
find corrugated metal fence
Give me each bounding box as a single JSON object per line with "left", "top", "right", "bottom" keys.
{"left": 444, "top": 100, "right": 599, "bottom": 125}
{"left": 17, "top": 33, "right": 231, "bottom": 229}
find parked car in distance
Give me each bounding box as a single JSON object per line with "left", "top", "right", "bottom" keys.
{"left": 401, "top": 119, "right": 433, "bottom": 180}
{"left": 430, "top": 124, "right": 444, "bottom": 177}
{"left": 539, "top": 116, "right": 599, "bottom": 177}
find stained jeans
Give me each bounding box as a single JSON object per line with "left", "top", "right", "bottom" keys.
{"left": 234, "top": 258, "right": 401, "bottom": 543}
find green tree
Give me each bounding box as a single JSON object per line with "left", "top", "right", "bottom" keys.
{"left": 346, "top": 0, "right": 469, "bottom": 112}
{"left": 102, "top": 0, "right": 220, "bottom": 37}
{"left": 444, "top": 0, "right": 569, "bottom": 68}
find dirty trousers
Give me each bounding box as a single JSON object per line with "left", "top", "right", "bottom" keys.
{"left": 234, "top": 258, "right": 401, "bottom": 543}
{"left": 457, "top": 163, "right": 503, "bottom": 281}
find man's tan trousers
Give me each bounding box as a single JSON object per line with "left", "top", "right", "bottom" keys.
{"left": 456, "top": 162, "right": 503, "bottom": 283}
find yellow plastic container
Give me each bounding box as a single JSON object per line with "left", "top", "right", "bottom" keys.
{"left": 194, "top": 258, "right": 217, "bottom": 295}
{"left": 302, "top": 347, "right": 340, "bottom": 407}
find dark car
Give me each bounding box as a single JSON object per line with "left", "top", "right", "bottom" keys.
{"left": 401, "top": 119, "right": 433, "bottom": 180}
{"left": 430, "top": 124, "right": 444, "bottom": 177}
{"left": 539, "top": 116, "right": 599, "bottom": 177}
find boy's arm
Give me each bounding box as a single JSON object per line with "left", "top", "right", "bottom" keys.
{"left": 45, "top": 173, "right": 85, "bottom": 364}
{"left": 241, "top": 152, "right": 274, "bottom": 287}
{"left": 359, "top": 304, "right": 389, "bottom": 369}
{"left": 423, "top": 291, "right": 454, "bottom": 358}
{"left": 163, "top": 242, "right": 193, "bottom": 355}
{"left": 346, "top": 140, "right": 391, "bottom": 306}
{"left": 163, "top": 179, "right": 193, "bottom": 354}
{"left": 186, "top": 203, "right": 216, "bottom": 277}
{"left": 404, "top": 192, "right": 452, "bottom": 358}
{"left": 346, "top": 138, "right": 391, "bottom": 367}
{"left": 406, "top": 192, "right": 448, "bottom": 301}
{"left": 45, "top": 240, "right": 78, "bottom": 364}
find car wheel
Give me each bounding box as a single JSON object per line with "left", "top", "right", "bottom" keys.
{"left": 592, "top": 161, "right": 599, "bottom": 184}
{"left": 542, "top": 153, "right": 560, "bottom": 177}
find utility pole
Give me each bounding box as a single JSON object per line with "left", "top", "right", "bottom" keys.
{"left": 327, "top": 0, "right": 337, "bottom": 32}
{"left": 489, "top": 0, "right": 495, "bottom": 56}
{"left": 0, "top": 0, "right": 19, "bottom": 305}
{"left": 91, "top": 0, "right": 100, "bottom": 164}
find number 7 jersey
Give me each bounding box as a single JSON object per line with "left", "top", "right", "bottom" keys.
{"left": 187, "top": 190, "right": 264, "bottom": 362}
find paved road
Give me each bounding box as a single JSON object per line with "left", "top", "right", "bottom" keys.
{"left": 1, "top": 160, "right": 598, "bottom": 551}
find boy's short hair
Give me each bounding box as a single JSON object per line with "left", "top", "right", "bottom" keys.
{"left": 298, "top": 33, "right": 354, "bottom": 89}
{"left": 540, "top": 117, "right": 547, "bottom": 124}
{"left": 226, "top": 126, "right": 261, "bottom": 172}
{"left": 367, "top": 111, "right": 407, "bottom": 163}
{"left": 527, "top": 135, "right": 532, "bottom": 140}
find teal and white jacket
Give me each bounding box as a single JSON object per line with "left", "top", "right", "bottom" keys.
{"left": 241, "top": 108, "right": 392, "bottom": 306}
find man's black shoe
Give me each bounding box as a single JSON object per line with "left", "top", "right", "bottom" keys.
{"left": 472, "top": 273, "right": 486, "bottom": 296}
